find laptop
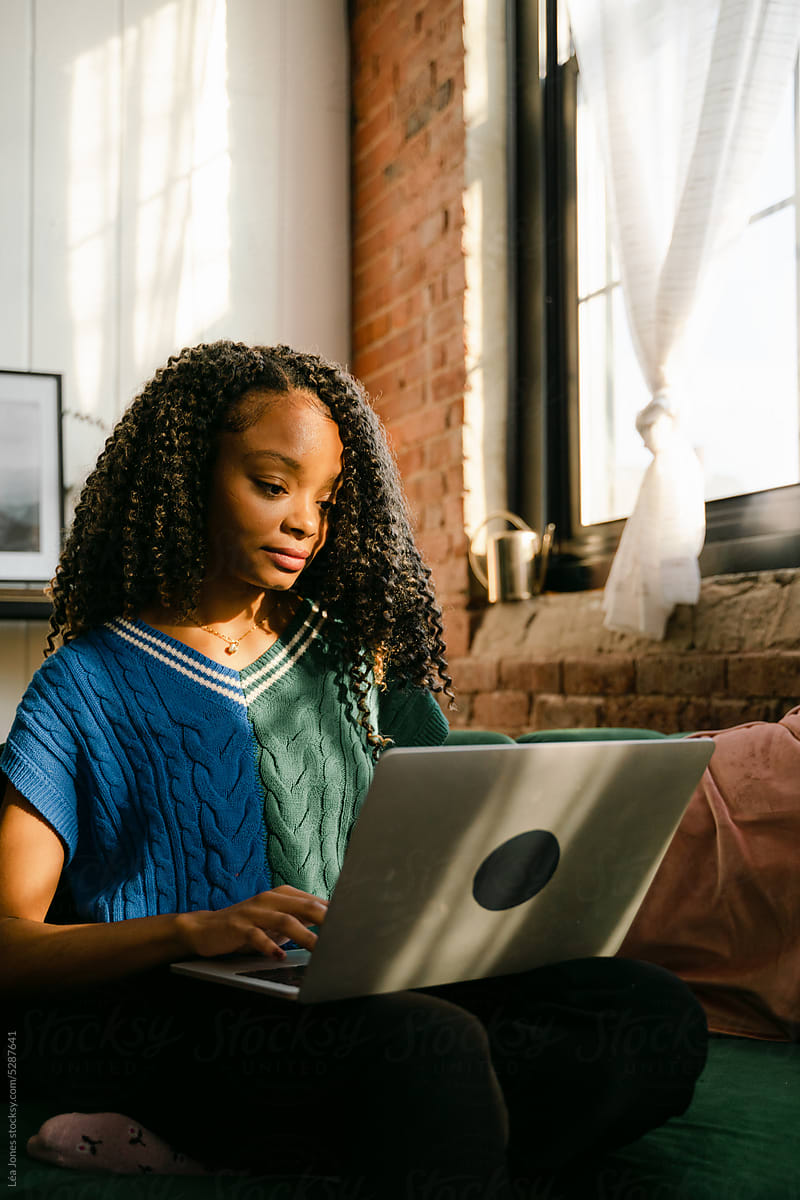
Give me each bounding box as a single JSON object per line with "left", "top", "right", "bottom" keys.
{"left": 170, "top": 738, "right": 714, "bottom": 1003}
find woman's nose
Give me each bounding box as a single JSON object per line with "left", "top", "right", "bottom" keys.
{"left": 284, "top": 495, "right": 319, "bottom": 537}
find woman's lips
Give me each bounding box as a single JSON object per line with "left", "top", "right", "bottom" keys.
{"left": 263, "top": 548, "right": 309, "bottom": 572}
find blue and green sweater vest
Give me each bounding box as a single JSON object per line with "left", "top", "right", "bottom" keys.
{"left": 0, "top": 598, "right": 448, "bottom": 921}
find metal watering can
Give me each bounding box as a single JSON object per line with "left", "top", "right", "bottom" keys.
{"left": 468, "top": 511, "right": 555, "bottom": 603}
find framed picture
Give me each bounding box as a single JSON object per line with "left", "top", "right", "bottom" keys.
{"left": 0, "top": 370, "right": 63, "bottom": 586}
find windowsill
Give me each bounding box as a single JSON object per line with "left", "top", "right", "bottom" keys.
{"left": 545, "top": 483, "right": 800, "bottom": 592}
{"left": 0, "top": 586, "right": 52, "bottom": 620}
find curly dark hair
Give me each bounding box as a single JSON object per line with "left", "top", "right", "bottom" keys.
{"left": 48, "top": 340, "right": 453, "bottom": 752}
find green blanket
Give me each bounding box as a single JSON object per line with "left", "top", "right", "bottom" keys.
{"left": 9, "top": 1036, "right": 799, "bottom": 1198}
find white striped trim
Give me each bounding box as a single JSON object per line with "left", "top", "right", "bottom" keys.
{"left": 109, "top": 619, "right": 247, "bottom": 706}
{"left": 242, "top": 607, "right": 327, "bottom": 702}
{"left": 112, "top": 619, "right": 239, "bottom": 683}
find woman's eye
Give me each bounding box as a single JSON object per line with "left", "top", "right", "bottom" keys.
{"left": 318, "top": 500, "right": 335, "bottom": 512}
{"left": 256, "top": 480, "right": 285, "bottom": 497}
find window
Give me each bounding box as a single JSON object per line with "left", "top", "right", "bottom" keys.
{"left": 510, "top": 0, "right": 800, "bottom": 588}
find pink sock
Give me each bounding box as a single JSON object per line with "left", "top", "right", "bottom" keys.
{"left": 26, "top": 1111, "right": 247, "bottom": 1175}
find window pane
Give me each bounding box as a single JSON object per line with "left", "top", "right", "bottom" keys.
{"left": 576, "top": 81, "right": 609, "bottom": 299}
{"left": 685, "top": 207, "right": 799, "bottom": 501}
{"left": 748, "top": 72, "right": 796, "bottom": 215}
{"left": 576, "top": 62, "right": 799, "bottom": 528}
{"left": 579, "top": 289, "right": 650, "bottom": 525}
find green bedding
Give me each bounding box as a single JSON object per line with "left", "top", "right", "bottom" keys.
{"left": 10, "top": 1036, "right": 799, "bottom": 1198}
{"left": 573, "top": 1034, "right": 800, "bottom": 1199}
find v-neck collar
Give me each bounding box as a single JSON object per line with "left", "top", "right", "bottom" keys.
{"left": 239, "top": 600, "right": 326, "bottom": 702}
{"left": 105, "top": 598, "right": 325, "bottom": 707}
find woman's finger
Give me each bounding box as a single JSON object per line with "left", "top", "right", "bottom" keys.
{"left": 268, "top": 885, "right": 329, "bottom": 905}
{"left": 260, "top": 913, "right": 320, "bottom": 951}
{"left": 252, "top": 894, "right": 328, "bottom": 925}
{"left": 245, "top": 926, "right": 285, "bottom": 959}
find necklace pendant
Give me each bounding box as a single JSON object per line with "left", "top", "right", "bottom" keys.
{"left": 225, "top": 641, "right": 239, "bottom": 655}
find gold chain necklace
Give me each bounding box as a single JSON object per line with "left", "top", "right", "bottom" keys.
{"left": 197, "top": 618, "right": 267, "bottom": 656}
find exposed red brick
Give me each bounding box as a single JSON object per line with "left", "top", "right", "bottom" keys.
{"left": 376, "top": 384, "right": 426, "bottom": 426}
{"left": 424, "top": 233, "right": 465, "bottom": 276}
{"left": 425, "top": 428, "right": 463, "bottom": 470}
{"left": 353, "top": 252, "right": 395, "bottom": 305}
{"left": 421, "top": 500, "right": 445, "bottom": 531}
{"left": 431, "top": 367, "right": 466, "bottom": 405}
{"left": 429, "top": 555, "right": 469, "bottom": 597}
{"left": 428, "top": 295, "right": 464, "bottom": 338}
{"left": 448, "top": 657, "right": 498, "bottom": 693}
{"left": 431, "top": 326, "right": 465, "bottom": 364}
{"left": 397, "top": 348, "right": 437, "bottom": 387}
{"left": 352, "top": 0, "right": 471, "bottom": 677}
{"left": 353, "top": 169, "right": 389, "bottom": 219}
{"left": 604, "top": 696, "right": 683, "bottom": 734}
{"left": 430, "top": 341, "right": 448, "bottom": 371}
{"left": 405, "top": 471, "right": 446, "bottom": 506}
{"left": 395, "top": 443, "right": 426, "bottom": 478}
{"left": 353, "top": 311, "right": 393, "bottom": 353}
{"left": 676, "top": 699, "right": 715, "bottom": 732}
{"left": 443, "top": 495, "right": 464, "bottom": 529}
{"left": 727, "top": 653, "right": 800, "bottom": 698}
{"left": 499, "top": 659, "right": 562, "bottom": 693}
{"left": 636, "top": 655, "right": 726, "bottom": 696}
{"left": 355, "top": 325, "right": 425, "bottom": 381}
{"left": 390, "top": 291, "right": 426, "bottom": 331}
{"left": 389, "top": 403, "right": 450, "bottom": 446}
{"left": 416, "top": 530, "right": 452, "bottom": 563}
{"left": 441, "top": 605, "right": 471, "bottom": 659}
{"left": 355, "top": 130, "right": 406, "bottom": 189}
{"left": 562, "top": 656, "right": 635, "bottom": 696}
{"left": 531, "top": 695, "right": 606, "bottom": 731}
{"left": 708, "top": 697, "right": 782, "bottom": 729}
{"left": 443, "top": 463, "right": 464, "bottom": 494}
{"left": 472, "top": 690, "right": 530, "bottom": 733}
{"left": 357, "top": 101, "right": 397, "bottom": 152}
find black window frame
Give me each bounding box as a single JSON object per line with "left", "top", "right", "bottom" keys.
{"left": 508, "top": 0, "right": 800, "bottom": 591}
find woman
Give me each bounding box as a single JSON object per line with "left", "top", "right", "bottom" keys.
{"left": 0, "top": 341, "right": 708, "bottom": 1195}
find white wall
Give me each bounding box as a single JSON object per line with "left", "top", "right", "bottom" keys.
{"left": 0, "top": 0, "right": 350, "bottom": 739}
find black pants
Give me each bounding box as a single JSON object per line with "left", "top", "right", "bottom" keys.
{"left": 12, "top": 958, "right": 707, "bottom": 1197}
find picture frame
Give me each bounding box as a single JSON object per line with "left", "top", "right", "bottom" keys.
{"left": 0, "top": 370, "right": 63, "bottom": 588}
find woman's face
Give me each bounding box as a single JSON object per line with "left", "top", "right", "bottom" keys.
{"left": 205, "top": 388, "right": 343, "bottom": 593}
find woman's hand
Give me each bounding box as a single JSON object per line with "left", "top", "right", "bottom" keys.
{"left": 175, "top": 886, "right": 329, "bottom": 960}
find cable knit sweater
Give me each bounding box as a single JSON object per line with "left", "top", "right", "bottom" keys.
{"left": 0, "top": 598, "right": 448, "bottom": 922}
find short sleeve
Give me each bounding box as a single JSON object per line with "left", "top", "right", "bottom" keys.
{"left": 378, "top": 680, "right": 449, "bottom": 748}
{"left": 0, "top": 660, "right": 82, "bottom": 864}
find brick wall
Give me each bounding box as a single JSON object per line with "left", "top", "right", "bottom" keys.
{"left": 350, "top": 0, "right": 471, "bottom": 657}
{"left": 456, "top": 575, "right": 800, "bottom": 737}
{"left": 349, "top": 5, "right": 800, "bottom": 738}
{"left": 447, "top": 649, "right": 800, "bottom": 737}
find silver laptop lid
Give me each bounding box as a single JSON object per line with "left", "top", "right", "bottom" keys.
{"left": 298, "top": 739, "right": 713, "bottom": 1002}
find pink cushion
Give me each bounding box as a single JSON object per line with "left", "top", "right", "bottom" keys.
{"left": 619, "top": 705, "right": 800, "bottom": 1041}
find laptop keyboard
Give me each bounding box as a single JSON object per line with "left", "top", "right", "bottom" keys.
{"left": 234, "top": 965, "right": 308, "bottom": 987}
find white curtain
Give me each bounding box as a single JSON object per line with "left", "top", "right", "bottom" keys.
{"left": 566, "top": 0, "right": 800, "bottom": 639}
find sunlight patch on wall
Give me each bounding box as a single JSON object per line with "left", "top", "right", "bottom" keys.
{"left": 127, "top": 0, "right": 231, "bottom": 366}
{"left": 67, "top": 0, "right": 231, "bottom": 452}
{"left": 68, "top": 32, "right": 122, "bottom": 432}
